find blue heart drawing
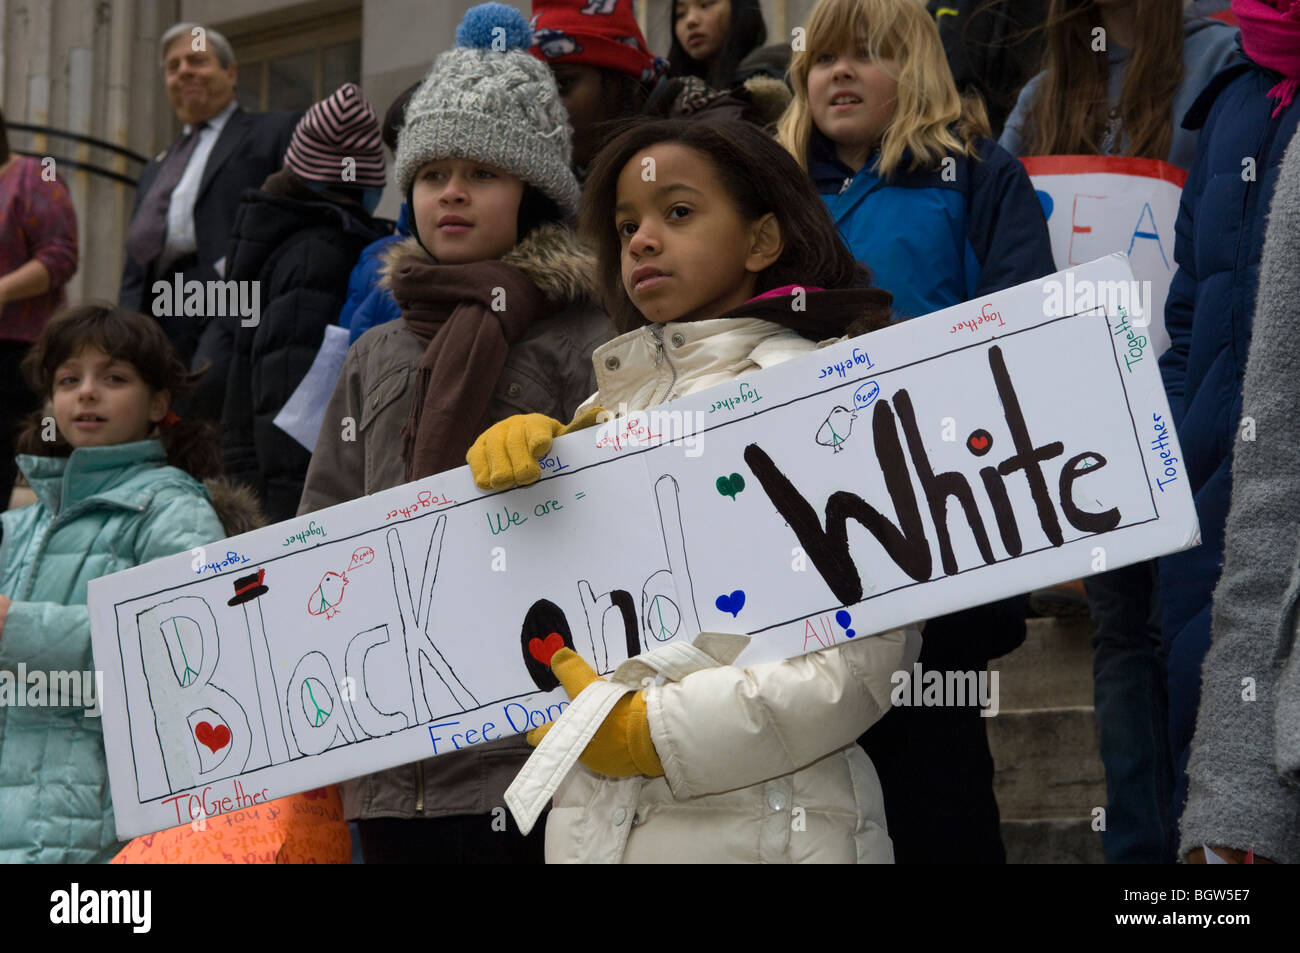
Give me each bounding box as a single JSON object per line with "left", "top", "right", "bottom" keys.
{"left": 716, "top": 590, "right": 746, "bottom": 617}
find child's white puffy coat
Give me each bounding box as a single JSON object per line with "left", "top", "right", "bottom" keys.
{"left": 544, "top": 316, "right": 923, "bottom": 863}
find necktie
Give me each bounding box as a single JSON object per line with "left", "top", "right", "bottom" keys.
{"left": 125, "top": 124, "right": 205, "bottom": 270}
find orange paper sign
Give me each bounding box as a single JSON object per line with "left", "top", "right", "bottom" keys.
{"left": 111, "top": 787, "right": 351, "bottom": 864}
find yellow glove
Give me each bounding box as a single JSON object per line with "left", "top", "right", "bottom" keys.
{"left": 467, "top": 406, "right": 606, "bottom": 490}
{"left": 526, "top": 648, "right": 664, "bottom": 778}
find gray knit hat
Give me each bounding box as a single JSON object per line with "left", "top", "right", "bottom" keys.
{"left": 394, "top": 2, "right": 580, "bottom": 219}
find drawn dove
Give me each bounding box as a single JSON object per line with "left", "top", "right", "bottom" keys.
{"left": 816, "top": 406, "right": 857, "bottom": 453}
{"left": 308, "top": 571, "right": 349, "bottom": 619}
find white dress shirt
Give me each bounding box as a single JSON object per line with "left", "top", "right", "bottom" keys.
{"left": 162, "top": 97, "right": 239, "bottom": 268}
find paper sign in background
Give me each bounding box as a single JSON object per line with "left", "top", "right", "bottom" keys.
{"left": 1023, "top": 156, "right": 1186, "bottom": 357}
{"left": 88, "top": 255, "right": 1199, "bottom": 838}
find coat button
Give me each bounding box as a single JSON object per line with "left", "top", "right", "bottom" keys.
{"left": 605, "top": 356, "right": 620, "bottom": 371}
{"left": 506, "top": 381, "right": 522, "bottom": 398}
{"left": 613, "top": 807, "right": 627, "bottom": 825}
{"left": 768, "top": 792, "right": 787, "bottom": 812}
{"left": 670, "top": 332, "right": 686, "bottom": 348}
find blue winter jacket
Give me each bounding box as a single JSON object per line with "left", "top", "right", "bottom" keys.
{"left": 811, "top": 131, "right": 1055, "bottom": 320}
{"left": 340, "top": 203, "right": 408, "bottom": 344}
{"left": 0, "top": 441, "right": 226, "bottom": 863}
{"left": 1156, "top": 48, "right": 1300, "bottom": 810}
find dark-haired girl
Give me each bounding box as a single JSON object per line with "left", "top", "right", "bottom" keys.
{"left": 529, "top": 0, "right": 664, "bottom": 176}
{"left": 468, "top": 118, "right": 922, "bottom": 863}
{"left": 0, "top": 304, "right": 247, "bottom": 863}
{"left": 670, "top": 0, "right": 767, "bottom": 89}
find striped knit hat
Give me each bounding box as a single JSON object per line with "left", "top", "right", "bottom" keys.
{"left": 283, "top": 83, "right": 387, "bottom": 189}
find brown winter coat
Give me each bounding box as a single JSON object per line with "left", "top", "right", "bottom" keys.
{"left": 297, "top": 221, "right": 613, "bottom": 821}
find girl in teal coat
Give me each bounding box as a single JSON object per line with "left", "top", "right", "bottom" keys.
{"left": 0, "top": 305, "right": 235, "bottom": 863}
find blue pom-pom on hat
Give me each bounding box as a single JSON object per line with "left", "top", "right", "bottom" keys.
{"left": 456, "top": 2, "right": 532, "bottom": 51}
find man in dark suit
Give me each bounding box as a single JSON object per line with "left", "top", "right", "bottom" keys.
{"left": 120, "top": 22, "right": 299, "bottom": 420}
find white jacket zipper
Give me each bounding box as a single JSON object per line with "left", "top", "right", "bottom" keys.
{"left": 650, "top": 325, "right": 678, "bottom": 403}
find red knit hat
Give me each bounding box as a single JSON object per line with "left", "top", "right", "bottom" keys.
{"left": 283, "top": 83, "right": 387, "bottom": 190}
{"left": 529, "top": 0, "right": 666, "bottom": 84}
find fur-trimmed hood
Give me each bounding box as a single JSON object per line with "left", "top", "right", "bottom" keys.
{"left": 377, "top": 221, "right": 599, "bottom": 309}
{"left": 205, "top": 478, "right": 267, "bottom": 537}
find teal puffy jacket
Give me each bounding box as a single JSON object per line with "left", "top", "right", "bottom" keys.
{"left": 0, "top": 441, "right": 227, "bottom": 863}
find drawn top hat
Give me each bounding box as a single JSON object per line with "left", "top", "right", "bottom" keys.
{"left": 227, "top": 568, "right": 269, "bottom": 606}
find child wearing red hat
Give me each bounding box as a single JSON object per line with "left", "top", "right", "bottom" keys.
{"left": 529, "top": 0, "right": 666, "bottom": 171}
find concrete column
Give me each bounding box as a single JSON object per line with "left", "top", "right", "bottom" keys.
{"left": 0, "top": 0, "right": 177, "bottom": 303}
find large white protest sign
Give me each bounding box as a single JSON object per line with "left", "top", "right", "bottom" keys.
{"left": 1023, "top": 155, "right": 1185, "bottom": 357}
{"left": 88, "top": 255, "right": 1198, "bottom": 838}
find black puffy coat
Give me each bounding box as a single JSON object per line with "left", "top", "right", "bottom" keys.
{"left": 220, "top": 187, "right": 390, "bottom": 522}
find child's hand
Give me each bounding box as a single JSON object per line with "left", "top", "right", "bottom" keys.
{"left": 467, "top": 414, "right": 564, "bottom": 490}
{"left": 527, "top": 647, "right": 663, "bottom": 779}
{"left": 466, "top": 407, "right": 607, "bottom": 490}
{"left": 0, "top": 593, "right": 10, "bottom": 642}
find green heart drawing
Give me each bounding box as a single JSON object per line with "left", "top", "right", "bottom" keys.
{"left": 716, "top": 473, "right": 746, "bottom": 500}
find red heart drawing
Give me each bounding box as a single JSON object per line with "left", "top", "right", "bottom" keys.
{"left": 195, "top": 720, "right": 231, "bottom": 754}
{"left": 969, "top": 435, "right": 989, "bottom": 451}
{"left": 528, "top": 632, "right": 566, "bottom": 666}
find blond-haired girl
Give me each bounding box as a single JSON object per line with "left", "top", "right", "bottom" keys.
{"left": 777, "top": 0, "right": 1055, "bottom": 863}
{"left": 777, "top": 0, "right": 1054, "bottom": 321}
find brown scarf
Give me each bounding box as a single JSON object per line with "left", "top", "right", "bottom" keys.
{"left": 390, "top": 257, "right": 546, "bottom": 480}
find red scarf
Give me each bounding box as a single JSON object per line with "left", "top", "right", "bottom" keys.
{"left": 1234, "top": 0, "right": 1300, "bottom": 116}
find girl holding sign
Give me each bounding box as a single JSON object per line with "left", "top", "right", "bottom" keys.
{"left": 468, "top": 118, "right": 922, "bottom": 863}
{"left": 0, "top": 305, "right": 259, "bottom": 863}
{"left": 774, "top": 0, "right": 1053, "bottom": 863}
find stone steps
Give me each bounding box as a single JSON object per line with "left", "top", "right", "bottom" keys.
{"left": 991, "top": 617, "right": 1107, "bottom": 864}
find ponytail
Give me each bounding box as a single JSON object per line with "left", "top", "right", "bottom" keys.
{"left": 158, "top": 417, "right": 223, "bottom": 481}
